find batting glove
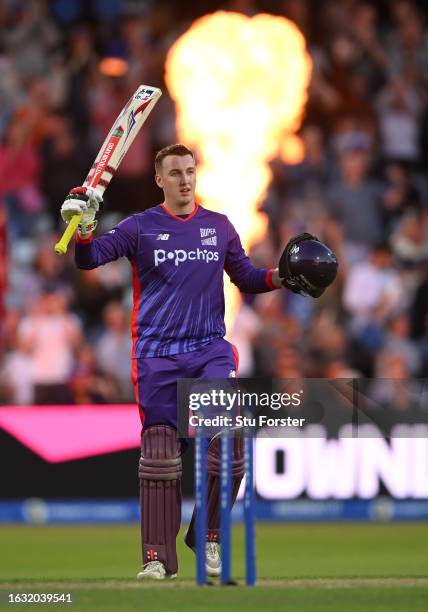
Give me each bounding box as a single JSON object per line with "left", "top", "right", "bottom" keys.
{"left": 61, "top": 186, "right": 103, "bottom": 236}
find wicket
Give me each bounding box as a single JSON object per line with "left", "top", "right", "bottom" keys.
{"left": 195, "top": 431, "right": 256, "bottom": 586}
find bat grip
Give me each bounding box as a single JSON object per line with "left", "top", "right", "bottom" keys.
{"left": 54, "top": 215, "right": 83, "bottom": 255}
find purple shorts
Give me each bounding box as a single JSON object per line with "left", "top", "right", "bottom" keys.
{"left": 132, "top": 338, "right": 239, "bottom": 430}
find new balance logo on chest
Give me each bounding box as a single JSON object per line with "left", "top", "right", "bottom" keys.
{"left": 156, "top": 233, "right": 170, "bottom": 240}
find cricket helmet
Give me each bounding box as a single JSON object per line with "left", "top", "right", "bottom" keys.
{"left": 279, "top": 233, "right": 338, "bottom": 298}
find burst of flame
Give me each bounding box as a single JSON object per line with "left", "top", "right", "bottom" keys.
{"left": 280, "top": 134, "right": 305, "bottom": 165}
{"left": 165, "top": 11, "right": 312, "bottom": 330}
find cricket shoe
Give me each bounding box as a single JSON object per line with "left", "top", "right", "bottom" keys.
{"left": 137, "top": 561, "right": 177, "bottom": 580}
{"left": 205, "top": 541, "right": 221, "bottom": 577}
{"left": 184, "top": 530, "right": 222, "bottom": 577}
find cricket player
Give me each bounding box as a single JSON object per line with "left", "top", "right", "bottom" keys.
{"left": 61, "top": 144, "right": 337, "bottom": 580}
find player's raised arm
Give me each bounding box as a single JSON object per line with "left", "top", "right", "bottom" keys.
{"left": 54, "top": 85, "right": 161, "bottom": 255}
{"left": 60, "top": 186, "right": 138, "bottom": 269}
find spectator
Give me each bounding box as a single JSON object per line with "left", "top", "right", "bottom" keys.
{"left": 343, "top": 244, "right": 404, "bottom": 326}
{"left": 95, "top": 301, "right": 133, "bottom": 400}
{"left": 307, "top": 312, "right": 348, "bottom": 367}
{"left": 1, "top": 308, "right": 34, "bottom": 404}
{"left": 7, "top": 235, "right": 73, "bottom": 311}
{"left": 326, "top": 130, "right": 384, "bottom": 263}
{"left": 390, "top": 210, "right": 428, "bottom": 268}
{"left": 409, "top": 265, "right": 428, "bottom": 373}
{"left": 40, "top": 112, "right": 89, "bottom": 226}
{"left": 383, "top": 312, "right": 421, "bottom": 375}
{"left": 385, "top": 0, "right": 428, "bottom": 87}
{"left": 270, "top": 123, "right": 329, "bottom": 210}
{"left": 0, "top": 113, "right": 44, "bottom": 240}
{"left": 376, "top": 76, "right": 423, "bottom": 162}
{"left": 17, "top": 291, "right": 82, "bottom": 404}
{"left": 70, "top": 343, "right": 120, "bottom": 404}
{"left": 0, "top": 347, "right": 34, "bottom": 405}
{"left": 381, "top": 161, "right": 425, "bottom": 233}
{"left": 71, "top": 267, "right": 127, "bottom": 339}
{"left": 2, "top": 1, "right": 61, "bottom": 78}
{"left": 410, "top": 265, "right": 428, "bottom": 339}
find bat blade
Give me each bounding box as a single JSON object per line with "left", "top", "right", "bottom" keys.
{"left": 54, "top": 85, "right": 162, "bottom": 255}
{"left": 84, "top": 85, "right": 162, "bottom": 193}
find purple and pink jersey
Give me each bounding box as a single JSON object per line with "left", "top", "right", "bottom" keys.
{"left": 75, "top": 203, "right": 276, "bottom": 359}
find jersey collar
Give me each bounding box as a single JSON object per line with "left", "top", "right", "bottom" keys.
{"left": 160, "top": 202, "right": 199, "bottom": 222}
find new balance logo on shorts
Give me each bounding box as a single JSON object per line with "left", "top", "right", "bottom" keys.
{"left": 154, "top": 249, "right": 220, "bottom": 267}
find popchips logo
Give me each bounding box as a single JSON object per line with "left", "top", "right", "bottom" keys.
{"left": 154, "top": 248, "right": 219, "bottom": 267}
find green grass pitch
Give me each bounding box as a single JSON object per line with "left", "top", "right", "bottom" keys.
{"left": 1, "top": 523, "right": 428, "bottom": 611}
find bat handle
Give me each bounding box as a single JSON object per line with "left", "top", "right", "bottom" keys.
{"left": 54, "top": 215, "right": 83, "bottom": 255}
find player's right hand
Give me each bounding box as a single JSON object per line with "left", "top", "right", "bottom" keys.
{"left": 60, "top": 187, "right": 103, "bottom": 223}
{"left": 61, "top": 186, "right": 103, "bottom": 236}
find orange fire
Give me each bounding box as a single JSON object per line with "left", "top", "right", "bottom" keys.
{"left": 165, "top": 11, "right": 312, "bottom": 330}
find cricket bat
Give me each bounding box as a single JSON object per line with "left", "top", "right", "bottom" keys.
{"left": 54, "top": 84, "right": 162, "bottom": 255}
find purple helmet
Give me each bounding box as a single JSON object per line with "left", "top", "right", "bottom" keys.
{"left": 279, "top": 233, "right": 338, "bottom": 298}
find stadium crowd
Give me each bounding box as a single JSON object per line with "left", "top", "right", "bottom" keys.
{"left": 1, "top": 0, "right": 428, "bottom": 405}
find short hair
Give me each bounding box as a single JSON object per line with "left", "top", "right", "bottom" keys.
{"left": 154, "top": 143, "right": 195, "bottom": 172}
